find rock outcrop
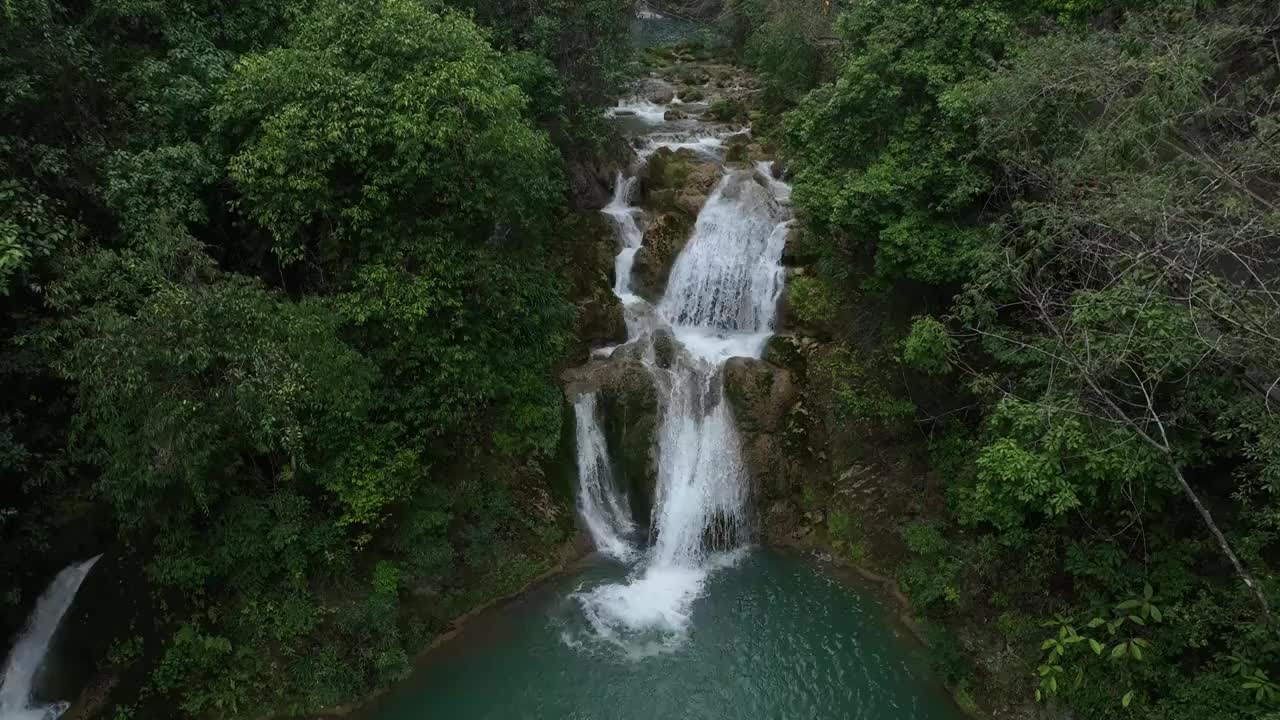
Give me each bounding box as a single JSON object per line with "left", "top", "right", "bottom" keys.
{"left": 631, "top": 212, "right": 694, "bottom": 302}
{"left": 630, "top": 147, "right": 723, "bottom": 301}
{"left": 641, "top": 146, "right": 722, "bottom": 216}
{"left": 724, "top": 357, "right": 798, "bottom": 434}
{"left": 563, "top": 359, "right": 660, "bottom": 528}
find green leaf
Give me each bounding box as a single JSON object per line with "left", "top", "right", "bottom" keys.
{"left": 1122, "top": 690, "right": 1134, "bottom": 708}
{"left": 1143, "top": 583, "right": 1153, "bottom": 600}
{"left": 1111, "top": 643, "right": 1128, "bottom": 660}
{"left": 1089, "top": 639, "right": 1103, "bottom": 655}
{"left": 1148, "top": 605, "right": 1162, "bottom": 623}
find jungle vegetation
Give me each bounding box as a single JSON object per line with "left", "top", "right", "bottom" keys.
{"left": 1, "top": 0, "right": 630, "bottom": 716}
{"left": 727, "top": 0, "right": 1280, "bottom": 717}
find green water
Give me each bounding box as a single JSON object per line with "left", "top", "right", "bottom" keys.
{"left": 369, "top": 550, "right": 965, "bottom": 719}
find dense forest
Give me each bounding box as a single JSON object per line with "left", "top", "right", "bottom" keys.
{"left": 726, "top": 0, "right": 1280, "bottom": 718}
{"left": 1, "top": 0, "right": 630, "bottom": 716}
{"left": 4, "top": 0, "right": 1280, "bottom": 718}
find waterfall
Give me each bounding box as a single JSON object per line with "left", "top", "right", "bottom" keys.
{"left": 573, "top": 393, "right": 638, "bottom": 562}
{"left": 603, "top": 172, "right": 643, "bottom": 302}
{"left": 568, "top": 87, "right": 792, "bottom": 654}
{"left": 0, "top": 556, "right": 101, "bottom": 720}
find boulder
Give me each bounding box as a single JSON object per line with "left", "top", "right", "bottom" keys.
{"left": 725, "top": 144, "right": 749, "bottom": 163}
{"left": 651, "top": 87, "right": 675, "bottom": 104}
{"left": 641, "top": 147, "right": 722, "bottom": 214}
{"left": 652, "top": 328, "right": 677, "bottom": 370}
{"left": 631, "top": 212, "right": 694, "bottom": 302}
{"left": 678, "top": 86, "right": 706, "bottom": 102}
{"left": 575, "top": 287, "right": 627, "bottom": 352}
{"left": 664, "top": 109, "right": 687, "bottom": 121}
{"left": 762, "top": 334, "right": 807, "bottom": 379}
{"left": 641, "top": 147, "right": 722, "bottom": 220}
{"left": 723, "top": 357, "right": 798, "bottom": 434}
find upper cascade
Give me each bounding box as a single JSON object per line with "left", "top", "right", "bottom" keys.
{"left": 659, "top": 172, "right": 787, "bottom": 341}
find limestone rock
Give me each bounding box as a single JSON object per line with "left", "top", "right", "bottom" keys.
{"left": 679, "top": 86, "right": 706, "bottom": 102}
{"left": 575, "top": 287, "right": 627, "bottom": 351}
{"left": 641, "top": 148, "right": 722, "bottom": 212}
{"left": 631, "top": 212, "right": 694, "bottom": 302}
{"left": 652, "top": 327, "right": 677, "bottom": 370}
{"left": 723, "top": 357, "right": 798, "bottom": 434}
{"left": 763, "top": 335, "right": 807, "bottom": 379}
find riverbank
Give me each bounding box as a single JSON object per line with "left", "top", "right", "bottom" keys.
{"left": 302, "top": 533, "right": 595, "bottom": 719}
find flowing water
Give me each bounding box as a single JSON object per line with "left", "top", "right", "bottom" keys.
{"left": 369, "top": 551, "right": 963, "bottom": 719}
{"left": 372, "top": 34, "right": 965, "bottom": 720}
{"left": 0, "top": 557, "right": 101, "bottom": 720}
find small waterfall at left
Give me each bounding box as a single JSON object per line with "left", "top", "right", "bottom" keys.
{"left": 574, "top": 393, "right": 638, "bottom": 562}
{"left": 1, "top": 556, "right": 101, "bottom": 720}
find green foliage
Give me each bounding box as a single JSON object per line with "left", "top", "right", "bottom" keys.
{"left": 816, "top": 345, "right": 915, "bottom": 433}
{"left": 215, "top": 0, "right": 563, "bottom": 267}
{"left": 757, "top": 0, "right": 1280, "bottom": 717}
{"left": 786, "top": 274, "right": 839, "bottom": 330}
{"left": 901, "top": 316, "right": 954, "bottom": 376}
{"left": 1, "top": 0, "right": 626, "bottom": 715}
{"left": 783, "top": 0, "right": 1009, "bottom": 286}
{"left": 899, "top": 522, "right": 962, "bottom": 608}
{"left": 723, "top": 0, "right": 827, "bottom": 110}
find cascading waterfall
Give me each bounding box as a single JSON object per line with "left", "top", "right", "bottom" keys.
{"left": 573, "top": 393, "right": 638, "bottom": 562}
{"left": 0, "top": 556, "right": 101, "bottom": 720}
{"left": 567, "top": 83, "right": 793, "bottom": 656}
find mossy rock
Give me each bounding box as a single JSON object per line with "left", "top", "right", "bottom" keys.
{"left": 561, "top": 358, "right": 660, "bottom": 528}
{"left": 679, "top": 86, "right": 706, "bottom": 102}
{"left": 706, "top": 96, "right": 746, "bottom": 123}
{"left": 723, "top": 357, "right": 798, "bottom": 434}
{"left": 725, "top": 144, "right": 749, "bottom": 163}
{"left": 632, "top": 212, "right": 695, "bottom": 302}
{"left": 596, "top": 362, "right": 659, "bottom": 529}
{"left": 763, "top": 335, "right": 807, "bottom": 380}
{"left": 574, "top": 286, "right": 627, "bottom": 359}
{"left": 641, "top": 147, "right": 722, "bottom": 216}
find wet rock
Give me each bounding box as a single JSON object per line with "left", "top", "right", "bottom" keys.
{"left": 748, "top": 434, "right": 790, "bottom": 498}
{"left": 642, "top": 147, "right": 722, "bottom": 214}
{"left": 653, "top": 327, "right": 677, "bottom": 369}
{"left": 664, "top": 108, "right": 687, "bottom": 121}
{"left": 631, "top": 212, "right": 694, "bottom": 302}
{"left": 575, "top": 286, "right": 627, "bottom": 352}
{"left": 679, "top": 86, "right": 706, "bottom": 102}
{"left": 763, "top": 335, "right": 807, "bottom": 379}
{"left": 723, "top": 357, "right": 798, "bottom": 434}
